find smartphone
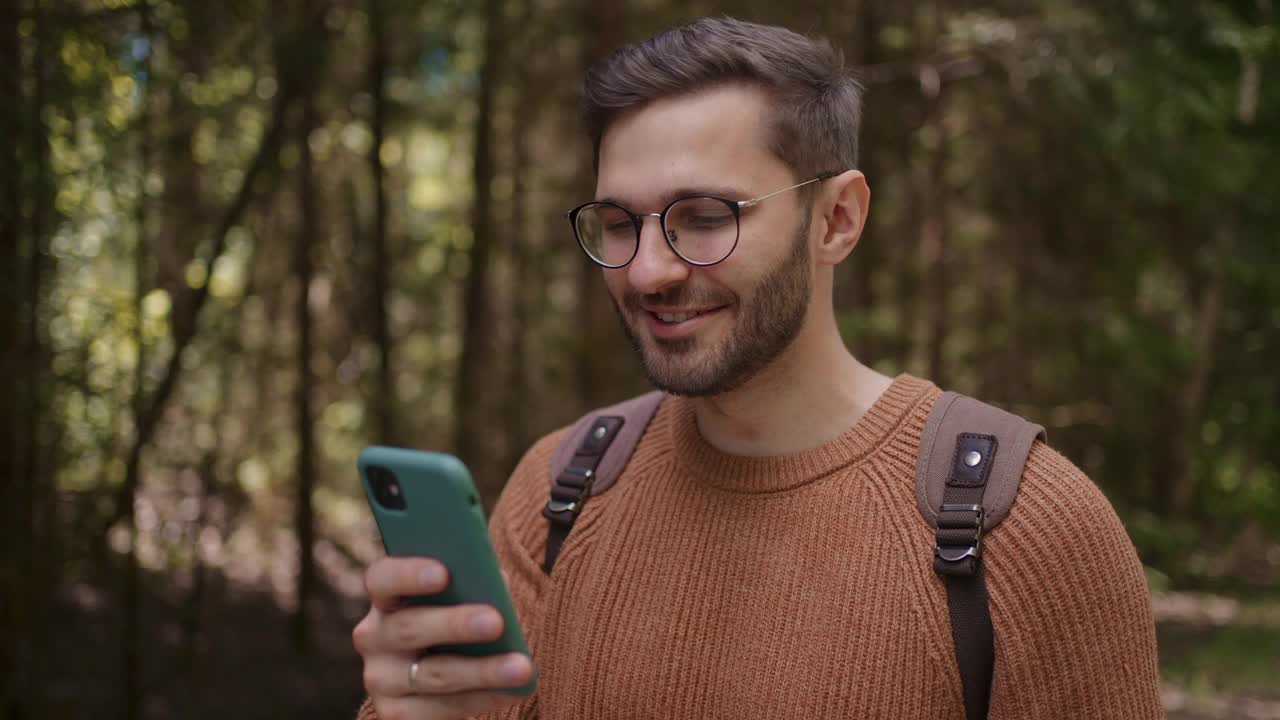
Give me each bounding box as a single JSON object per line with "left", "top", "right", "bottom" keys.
{"left": 358, "top": 446, "right": 535, "bottom": 695}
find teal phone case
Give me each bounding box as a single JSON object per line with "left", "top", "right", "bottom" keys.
{"left": 357, "top": 446, "right": 535, "bottom": 696}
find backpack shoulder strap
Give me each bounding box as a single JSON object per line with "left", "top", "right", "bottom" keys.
{"left": 542, "top": 390, "right": 665, "bottom": 573}
{"left": 914, "top": 391, "right": 1046, "bottom": 720}
{"left": 915, "top": 391, "right": 1047, "bottom": 533}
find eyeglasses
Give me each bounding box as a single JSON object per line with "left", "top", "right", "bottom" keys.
{"left": 568, "top": 172, "right": 837, "bottom": 268}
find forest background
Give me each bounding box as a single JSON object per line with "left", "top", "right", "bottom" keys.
{"left": 2, "top": 0, "right": 1278, "bottom": 718}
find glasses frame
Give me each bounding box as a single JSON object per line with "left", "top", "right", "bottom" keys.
{"left": 568, "top": 171, "right": 839, "bottom": 269}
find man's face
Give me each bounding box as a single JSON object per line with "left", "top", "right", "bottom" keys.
{"left": 595, "top": 84, "right": 815, "bottom": 397}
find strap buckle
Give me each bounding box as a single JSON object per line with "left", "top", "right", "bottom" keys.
{"left": 543, "top": 467, "right": 594, "bottom": 525}
{"left": 935, "top": 503, "right": 984, "bottom": 565}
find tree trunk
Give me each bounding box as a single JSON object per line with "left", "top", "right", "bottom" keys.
{"left": 291, "top": 93, "right": 319, "bottom": 654}
{"left": 920, "top": 89, "right": 949, "bottom": 386}
{"left": 454, "top": 0, "right": 503, "bottom": 492}
{"left": 4, "top": 2, "right": 55, "bottom": 714}
{"left": 915, "top": 0, "right": 950, "bottom": 387}
{"left": 367, "top": 0, "right": 396, "bottom": 445}
{"left": 1169, "top": 229, "right": 1230, "bottom": 515}
{"left": 1168, "top": 55, "right": 1260, "bottom": 517}
{"left": 122, "top": 5, "right": 154, "bottom": 715}
{"left": 575, "top": 0, "right": 625, "bottom": 409}
{"left": 0, "top": 0, "right": 24, "bottom": 713}
{"left": 502, "top": 0, "right": 536, "bottom": 475}
{"left": 842, "top": 0, "right": 883, "bottom": 359}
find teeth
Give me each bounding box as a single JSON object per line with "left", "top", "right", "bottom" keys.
{"left": 658, "top": 311, "right": 700, "bottom": 323}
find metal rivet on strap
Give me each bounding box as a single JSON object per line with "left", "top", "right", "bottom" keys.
{"left": 963, "top": 450, "right": 982, "bottom": 467}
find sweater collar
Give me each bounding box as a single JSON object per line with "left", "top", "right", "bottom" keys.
{"left": 665, "top": 373, "right": 934, "bottom": 494}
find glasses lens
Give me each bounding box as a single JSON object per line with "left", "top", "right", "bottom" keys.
{"left": 665, "top": 197, "right": 738, "bottom": 264}
{"left": 575, "top": 203, "right": 636, "bottom": 267}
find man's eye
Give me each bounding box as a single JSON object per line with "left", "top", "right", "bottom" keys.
{"left": 689, "top": 214, "right": 732, "bottom": 227}
{"left": 604, "top": 221, "right": 634, "bottom": 233}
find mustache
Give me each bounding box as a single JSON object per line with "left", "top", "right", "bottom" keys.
{"left": 622, "top": 286, "right": 736, "bottom": 313}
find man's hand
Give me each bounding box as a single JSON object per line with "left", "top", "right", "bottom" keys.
{"left": 353, "top": 557, "right": 534, "bottom": 720}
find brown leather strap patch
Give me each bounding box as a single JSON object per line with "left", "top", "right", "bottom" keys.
{"left": 915, "top": 392, "right": 1046, "bottom": 531}
{"left": 548, "top": 390, "right": 665, "bottom": 498}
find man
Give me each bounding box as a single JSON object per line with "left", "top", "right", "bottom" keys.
{"left": 352, "top": 17, "right": 1163, "bottom": 720}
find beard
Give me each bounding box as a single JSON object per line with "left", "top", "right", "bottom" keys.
{"left": 611, "top": 216, "right": 812, "bottom": 397}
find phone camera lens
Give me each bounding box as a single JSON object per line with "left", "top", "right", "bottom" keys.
{"left": 368, "top": 466, "right": 407, "bottom": 511}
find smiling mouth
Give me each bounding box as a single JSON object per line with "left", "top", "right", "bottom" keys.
{"left": 647, "top": 306, "right": 729, "bottom": 324}
{"left": 655, "top": 310, "right": 706, "bottom": 323}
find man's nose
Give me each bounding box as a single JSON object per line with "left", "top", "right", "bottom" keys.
{"left": 627, "top": 215, "right": 690, "bottom": 295}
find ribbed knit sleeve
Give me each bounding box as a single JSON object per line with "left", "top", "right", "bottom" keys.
{"left": 354, "top": 428, "right": 568, "bottom": 720}
{"left": 984, "top": 441, "right": 1163, "bottom": 719}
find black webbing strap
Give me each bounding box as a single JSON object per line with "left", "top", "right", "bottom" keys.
{"left": 934, "top": 432, "right": 998, "bottom": 720}
{"left": 542, "top": 415, "right": 625, "bottom": 573}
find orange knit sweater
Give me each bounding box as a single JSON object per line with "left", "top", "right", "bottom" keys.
{"left": 358, "top": 374, "right": 1163, "bottom": 719}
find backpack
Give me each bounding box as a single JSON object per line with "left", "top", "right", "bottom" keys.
{"left": 540, "top": 389, "right": 1045, "bottom": 720}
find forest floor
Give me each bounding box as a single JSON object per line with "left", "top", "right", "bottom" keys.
{"left": 1156, "top": 592, "right": 1280, "bottom": 720}
{"left": 45, "top": 545, "right": 371, "bottom": 720}
{"left": 40, "top": 532, "right": 1280, "bottom": 720}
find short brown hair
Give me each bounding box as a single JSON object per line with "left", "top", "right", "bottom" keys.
{"left": 583, "top": 17, "right": 863, "bottom": 181}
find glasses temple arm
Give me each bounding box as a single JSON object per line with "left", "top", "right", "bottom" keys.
{"left": 736, "top": 171, "right": 842, "bottom": 208}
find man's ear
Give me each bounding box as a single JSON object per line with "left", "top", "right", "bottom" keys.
{"left": 814, "top": 170, "right": 869, "bottom": 266}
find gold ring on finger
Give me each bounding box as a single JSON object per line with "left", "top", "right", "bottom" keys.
{"left": 408, "top": 660, "right": 421, "bottom": 692}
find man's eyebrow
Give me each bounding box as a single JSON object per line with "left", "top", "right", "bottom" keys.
{"left": 596, "top": 184, "right": 754, "bottom": 210}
